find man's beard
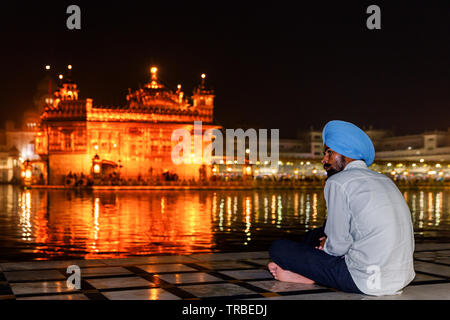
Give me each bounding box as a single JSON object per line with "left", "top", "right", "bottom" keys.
{"left": 323, "top": 155, "right": 346, "bottom": 178}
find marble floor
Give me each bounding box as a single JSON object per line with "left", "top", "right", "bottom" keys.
{"left": 0, "top": 242, "right": 449, "bottom": 300}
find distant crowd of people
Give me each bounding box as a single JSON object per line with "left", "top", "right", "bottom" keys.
{"left": 64, "top": 172, "right": 94, "bottom": 187}
{"left": 61, "top": 170, "right": 448, "bottom": 187}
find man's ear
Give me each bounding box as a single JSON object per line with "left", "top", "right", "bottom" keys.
{"left": 344, "top": 157, "right": 355, "bottom": 165}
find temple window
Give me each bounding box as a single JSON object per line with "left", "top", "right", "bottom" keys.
{"left": 64, "top": 134, "right": 72, "bottom": 150}
{"left": 102, "top": 142, "right": 109, "bottom": 152}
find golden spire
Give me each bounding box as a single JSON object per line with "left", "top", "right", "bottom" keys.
{"left": 150, "top": 67, "right": 158, "bottom": 81}
{"left": 200, "top": 73, "right": 206, "bottom": 89}
{"left": 149, "top": 66, "right": 162, "bottom": 89}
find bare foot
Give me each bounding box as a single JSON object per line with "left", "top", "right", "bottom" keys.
{"left": 268, "top": 262, "right": 279, "bottom": 280}
{"left": 268, "top": 262, "right": 315, "bottom": 284}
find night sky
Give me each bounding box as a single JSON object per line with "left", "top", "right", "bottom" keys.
{"left": 1, "top": 1, "right": 449, "bottom": 137}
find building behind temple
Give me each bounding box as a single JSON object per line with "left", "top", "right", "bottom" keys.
{"left": 367, "top": 128, "right": 450, "bottom": 162}
{"left": 213, "top": 126, "right": 450, "bottom": 180}
{"left": 277, "top": 127, "right": 450, "bottom": 162}
{"left": 34, "top": 67, "right": 219, "bottom": 185}
{"left": 0, "top": 112, "right": 40, "bottom": 183}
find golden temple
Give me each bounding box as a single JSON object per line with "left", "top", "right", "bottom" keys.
{"left": 35, "top": 67, "right": 219, "bottom": 185}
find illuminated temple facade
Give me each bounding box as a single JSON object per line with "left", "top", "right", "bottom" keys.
{"left": 35, "top": 68, "right": 219, "bottom": 185}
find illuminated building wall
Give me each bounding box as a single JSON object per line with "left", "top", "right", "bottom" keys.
{"left": 36, "top": 68, "right": 219, "bottom": 185}
{"left": 0, "top": 114, "right": 41, "bottom": 183}
{"left": 0, "top": 148, "right": 19, "bottom": 182}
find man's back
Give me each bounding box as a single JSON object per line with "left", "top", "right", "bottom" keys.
{"left": 324, "top": 160, "right": 415, "bottom": 296}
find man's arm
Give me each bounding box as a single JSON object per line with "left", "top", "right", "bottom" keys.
{"left": 323, "top": 180, "right": 353, "bottom": 256}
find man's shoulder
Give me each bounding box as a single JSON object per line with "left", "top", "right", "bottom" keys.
{"left": 326, "top": 167, "right": 388, "bottom": 186}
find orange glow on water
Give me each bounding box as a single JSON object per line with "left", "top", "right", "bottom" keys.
{"left": 1, "top": 186, "right": 448, "bottom": 260}
{"left": 24, "top": 190, "right": 214, "bottom": 259}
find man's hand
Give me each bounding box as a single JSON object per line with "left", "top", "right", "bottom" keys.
{"left": 315, "top": 237, "right": 326, "bottom": 250}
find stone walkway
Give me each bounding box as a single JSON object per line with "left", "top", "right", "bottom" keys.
{"left": 0, "top": 242, "right": 449, "bottom": 300}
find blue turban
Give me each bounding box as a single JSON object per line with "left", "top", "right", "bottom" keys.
{"left": 322, "top": 120, "right": 375, "bottom": 166}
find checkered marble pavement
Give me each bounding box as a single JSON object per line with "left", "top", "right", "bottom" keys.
{"left": 0, "top": 243, "right": 449, "bottom": 300}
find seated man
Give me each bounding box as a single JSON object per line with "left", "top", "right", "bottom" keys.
{"left": 268, "top": 120, "right": 415, "bottom": 296}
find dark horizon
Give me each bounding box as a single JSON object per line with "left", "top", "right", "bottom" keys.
{"left": 1, "top": 1, "right": 449, "bottom": 137}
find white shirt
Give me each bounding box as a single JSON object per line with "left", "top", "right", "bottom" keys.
{"left": 323, "top": 160, "right": 415, "bottom": 296}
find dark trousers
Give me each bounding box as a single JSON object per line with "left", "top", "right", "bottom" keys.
{"left": 269, "top": 226, "right": 363, "bottom": 294}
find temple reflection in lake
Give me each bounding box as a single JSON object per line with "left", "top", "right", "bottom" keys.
{"left": 0, "top": 185, "right": 448, "bottom": 260}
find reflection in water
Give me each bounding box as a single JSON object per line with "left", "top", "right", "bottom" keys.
{"left": 410, "top": 190, "right": 448, "bottom": 239}
{"left": 436, "top": 192, "right": 442, "bottom": 226}
{"left": 19, "top": 190, "right": 32, "bottom": 241}
{"left": 419, "top": 191, "right": 424, "bottom": 229}
{"left": 0, "top": 185, "right": 448, "bottom": 260}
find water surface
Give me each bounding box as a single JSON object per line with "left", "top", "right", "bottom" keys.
{"left": 0, "top": 185, "right": 448, "bottom": 261}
